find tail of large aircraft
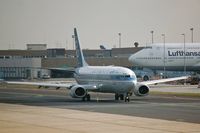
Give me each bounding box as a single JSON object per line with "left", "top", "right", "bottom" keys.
{"left": 74, "top": 28, "right": 88, "bottom": 67}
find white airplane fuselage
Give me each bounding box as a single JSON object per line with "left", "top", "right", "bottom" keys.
{"left": 75, "top": 66, "right": 137, "bottom": 94}
{"left": 129, "top": 43, "right": 200, "bottom": 71}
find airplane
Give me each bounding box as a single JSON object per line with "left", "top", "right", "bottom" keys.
{"left": 6, "top": 28, "right": 188, "bottom": 102}
{"left": 129, "top": 43, "right": 200, "bottom": 72}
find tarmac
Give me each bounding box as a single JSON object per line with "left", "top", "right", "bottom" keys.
{"left": 1, "top": 103, "right": 200, "bottom": 133}
{"left": 1, "top": 84, "right": 200, "bottom": 133}
{"left": 150, "top": 84, "right": 200, "bottom": 93}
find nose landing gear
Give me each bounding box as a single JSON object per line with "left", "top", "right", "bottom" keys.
{"left": 125, "top": 94, "right": 130, "bottom": 102}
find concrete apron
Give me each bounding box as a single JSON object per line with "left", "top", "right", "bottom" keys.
{"left": 0, "top": 103, "right": 200, "bottom": 133}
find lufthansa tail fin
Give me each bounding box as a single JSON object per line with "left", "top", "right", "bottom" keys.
{"left": 74, "top": 28, "right": 88, "bottom": 67}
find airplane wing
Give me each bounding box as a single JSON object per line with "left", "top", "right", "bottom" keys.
{"left": 5, "top": 81, "right": 98, "bottom": 90}
{"left": 140, "top": 76, "right": 189, "bottom": 85}
{"left": 48, "top": 67, "right": 75, "bottom": 72}
{"left": 6, "top": 81, "right": 74, "bottom": 89}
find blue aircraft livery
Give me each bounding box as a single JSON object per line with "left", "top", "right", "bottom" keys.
{"left": 168, "top": 51, "right": 200, "bottom": 57}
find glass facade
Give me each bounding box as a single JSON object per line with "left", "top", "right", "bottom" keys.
{"left": 0, "top": 67, "right": 28, "bottom": 79}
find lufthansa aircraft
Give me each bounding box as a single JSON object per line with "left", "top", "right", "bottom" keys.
{"left": 129, "top": 43, "right": 200, "bottom": 72}
{"left": 7, "top": 28, "right": 188, "bottom": 102}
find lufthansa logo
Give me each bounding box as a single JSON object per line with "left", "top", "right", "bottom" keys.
{"left": 168, "top": 51, "right": 200, "bottom": 56}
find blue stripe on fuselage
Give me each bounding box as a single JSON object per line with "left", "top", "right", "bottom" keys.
{"left": 74, "top": 73, "right": 136, "bottom": 81}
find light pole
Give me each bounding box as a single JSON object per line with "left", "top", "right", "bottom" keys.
{"left": 150, "top": 30, "right": 154, "bottom": 44}
{"left": 118, "top": 33, "right": 121, "bottom": 48}
{"left": 190, "top": 28, "right": 194, "bottom": 43}
{"left": 181, "top": 33, "right": 186, "bottom": 84}
{"left": 162, "top": 34, "right": 166, "bottom": 78}
{"left": 72, "top": 35, "right": 75, "bottom": 50}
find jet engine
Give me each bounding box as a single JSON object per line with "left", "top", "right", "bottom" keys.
{"left": 133, "top": 83, "right": 149, "bottom": 96}
{"left": 69, "top": 85, "right": 87, "bottom": 98}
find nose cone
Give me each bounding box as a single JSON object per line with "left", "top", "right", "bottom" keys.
{"left": 128, "top": 54, "right": 138, "bottom": 64}
{"left": 128, "top": 54, "right": 134, "bottom": 63}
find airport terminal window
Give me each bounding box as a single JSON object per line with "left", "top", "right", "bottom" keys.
{"left": 168, "top": 47, "right": 180, "bottom": 49}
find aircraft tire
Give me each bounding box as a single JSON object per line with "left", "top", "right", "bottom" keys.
{"left": 115, "top": 93, "right": 119, "bottom": 100}
{"left": 86, "top": 94, "right": 91, "bottom": 101}
{"left": 143, "top": 75, "right": 149, "bottom": 81}
{"left": 82, "top": 97, "right": 85, "bottom": 101}
{"left": 125, "top": 96, "right": 130, "bottom": 102}
{"left": 120, "top": 94, "right": 124, "bottom": 100}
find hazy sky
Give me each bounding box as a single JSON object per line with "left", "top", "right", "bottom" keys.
{"left": 0, "top": 0, "right": 200, "bottom": 50}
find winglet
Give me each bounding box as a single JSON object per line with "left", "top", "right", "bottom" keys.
{"left": 74, "top": 28, "right": 88, "bottom": 67}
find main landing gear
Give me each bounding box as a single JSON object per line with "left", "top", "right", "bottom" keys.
{"left": 115, "top": 93, "right": 130, "bottom": 102}
{"left": 82, "top": 94, "right": 91, "bottom": 101}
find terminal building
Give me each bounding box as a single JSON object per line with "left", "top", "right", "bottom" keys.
{"left": 0, "top": 44, "right": 143, "bottom": 79}
{"left": 0, "top": 58, "right": 47, "bottom": 79}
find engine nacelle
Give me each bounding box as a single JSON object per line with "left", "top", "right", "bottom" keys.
{"left": 69, "top": 85, "right": 87, "bottom": 98}
{"left": 133, "top": 83, "right": 149, "bottom": 96}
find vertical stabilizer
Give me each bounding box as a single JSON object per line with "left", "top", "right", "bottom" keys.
{"left": 74, "top": 28, "right": 88, "bottom": 67}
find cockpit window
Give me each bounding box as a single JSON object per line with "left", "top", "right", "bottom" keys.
{"left": 110, "top": 72, "right": 136, "bottom": 80}
{"left": 125, "top": 75, "right": 131, "bottom": 78}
